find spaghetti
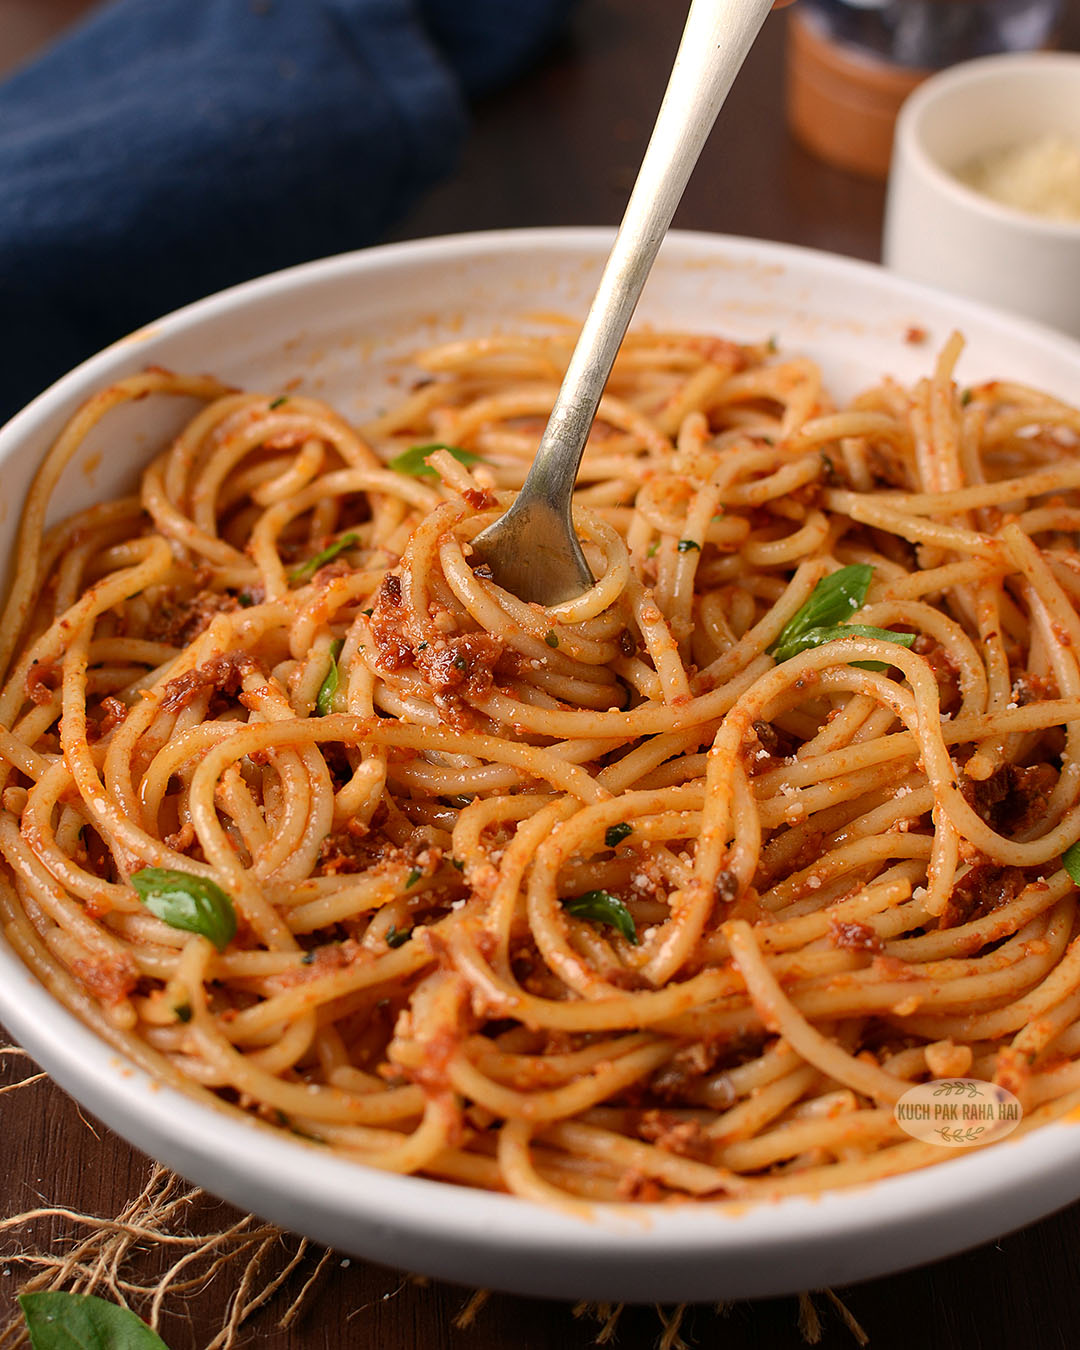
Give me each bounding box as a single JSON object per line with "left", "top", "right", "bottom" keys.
{"left": 4, "top": 326, "right": 1080, "bottom": 1210}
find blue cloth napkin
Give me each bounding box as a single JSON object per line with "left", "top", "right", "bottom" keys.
{"left": 0, "top": 0, "right": 574, "bottom": 423}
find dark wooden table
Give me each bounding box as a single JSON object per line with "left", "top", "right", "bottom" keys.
{"left": 3, "top": 3, "right": 1080, "bottom": 1347}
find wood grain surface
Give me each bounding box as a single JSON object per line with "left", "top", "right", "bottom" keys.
{"left": 3, "top": 3, "right": 1080, "bottom": 1347}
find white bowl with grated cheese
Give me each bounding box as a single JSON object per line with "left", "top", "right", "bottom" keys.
{"left": 884, "top": 53, "right": 1080, "bottom": 338}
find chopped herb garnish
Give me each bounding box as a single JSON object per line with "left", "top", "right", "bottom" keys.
{"left": 771, "top": 623, "right": 916, "bottom": 670}
{"left": 767, "top": 565, "right": 915, "bottom": 668}
{"left": 19, "top": 1292, "right": 168, "bottom": 1350}
{"left": 544, "top": 630, "right": 559, "bottom": 648}
{"left": 315, "top": 638, "right": 343, "bottom": 716}
{"left": 450, "top": 857, "right": 465, "bottom": 871}
{"left": 417, "top": 641, "right": 428, "bottom": 651}
{"left": 131, "top": 867, "right": 237, "bottom": 952}
{"left": 766, "top": 334, "right": 778, "bottom": 353}
{"left": 388, "top": 442, "right": 486, "bottom": 478}
{"left": 237, "top": 591, "right": 254, "bottom": 608}
{"left": 386, "top": 923, "right": 411, "bottom": 948}
{"left": 289, "top": 532, "right": 359, "bottom": 584}
{"left": 452, "top": 654, "right": 468, "bottom": 672}
{"left": 289, "top": 1124, "right": 327, "bottom": 1144}
{"left": 1063, "top": 841, "right": 1080, "bottom": 885}
{"left": 362, "top": 607, "right": 374, "bottom": 616}
{"left": 770, "top": 564, "right": 873, "bottom": 655}
{"left": 405, "top": 867, "right": 422, "bottom": 889}
{"left": 300, "top": 950, "right": 317, "bottom": 965}
{"left": 647, "top": 541, "right": 659, "bottom": 558}
{"left": 174, "top": 1002, "right": 192, "bottom": 1024}
{"left": 563, "top": 890, "right": 639, "bottom": 946}
{"left": 677, "top": 539, "right": 700, "bottom": 553}
{"left": 961, "top": 388, "right": 973, "bottom": 406}
{"left": 268, "top": 395, "right": 289, "bottom": 410}
{"left": 604, "top": 822, "right": 633, "bottom": 848}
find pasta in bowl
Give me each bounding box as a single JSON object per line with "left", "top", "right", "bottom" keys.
{"left": 3, "top": 229, "right": 1080, "bottom": 1301}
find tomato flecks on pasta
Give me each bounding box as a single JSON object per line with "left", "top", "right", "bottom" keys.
{"left": 3, "top": 329, "right": 1080, "bottom": 1212}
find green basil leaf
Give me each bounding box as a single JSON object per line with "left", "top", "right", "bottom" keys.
{"left": 676, "top": 539, "right": 700, "bottom": 553}
{"left": 315, "top": 639, "right": 344, "bottom": 716}
{"left": 385, "top": 923, "right": 411, "bottom": 948}
{"left": 405, "top": 867, "right": 422, "bottom": 889}
{"left": 770, "top": 623, "right": 917, "bottom": 668}
{"left": 562, "top": 890, "right": 639, "bottom": 946}
{"left": 768, "top": 564, "right": 874, "bottom": 656}
{"left": 131, "top": 867, "right": 237, "bottom": 953}
{"left": 544, "top": 630, "right": 559, "bottom": 649}
{"left": 388, "top": 443, "right": 486, "bottom": 478}
{"left": 604, "top": 822, "right": 633, "bottom": 848}
{"left": 1063, "top": 841, "right": 1080, "bottom": 885}
{"left": 19, "top": 1292, "right": 169, "bottom": 1350}
{"left": 289, "top": 532, "right": 359, "bottom": 584}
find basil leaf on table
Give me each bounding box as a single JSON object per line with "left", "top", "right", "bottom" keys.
{"left": 388, "top": 443, "right": 486, "bottom": 478}
{"left": 131, "top": 867, "right": 237, "bottom": 952}
{"left": 289, "top": 532, "right": 359, "bottom": 583}
{"left": 315, "top": 638, "right": 344, "bottom": 715}
{"left": 562, "top": 890, "right": 639, "bottom": 946}
{"left": 19, "top": 1291, "right": 169, "bottom": 1350}
{"left": 769, "top": 623, "right": 917, "bottom": 669}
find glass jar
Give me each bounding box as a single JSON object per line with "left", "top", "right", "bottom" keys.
{"left": 786, "top": 0, "right": 1064, "bottom": 178}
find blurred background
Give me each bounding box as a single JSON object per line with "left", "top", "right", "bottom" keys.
{"left": 3, "top": 0, "right": 1078, "bottom": 427}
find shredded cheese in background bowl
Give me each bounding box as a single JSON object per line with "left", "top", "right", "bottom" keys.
{"left": 955, "top": 134, "right": 1080, "bottom": 223}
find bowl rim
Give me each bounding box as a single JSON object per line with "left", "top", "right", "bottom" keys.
{"left": 894, "top": 50, "right": 1080, "bottom": 240}
{"left": 3, "top": 225, "right": 1080, "bottom": 1285}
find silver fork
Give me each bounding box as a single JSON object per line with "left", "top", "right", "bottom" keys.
{"left": 469, "top": 0, "right": 775, "bottom": 605}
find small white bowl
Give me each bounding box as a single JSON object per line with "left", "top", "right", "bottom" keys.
{"left": 883, "top": 52, "right": 1080, "bottom": 338}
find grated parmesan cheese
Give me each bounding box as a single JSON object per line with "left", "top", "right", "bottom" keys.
{"left": 955, "top": 134, "right": 1080, "bottom": 222}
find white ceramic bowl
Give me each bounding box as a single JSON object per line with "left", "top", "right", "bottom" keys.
{"left": 884, "top": 52, "right": 1080, "bottom": 338}
{"left": 4, "top": 229, "right": 1080, "bottom": 1304}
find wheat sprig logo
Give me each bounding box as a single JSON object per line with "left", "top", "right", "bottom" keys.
{"left": 894, "top": 1079, "right": 1022, "bottom": 1147}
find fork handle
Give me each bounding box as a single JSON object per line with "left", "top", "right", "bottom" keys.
{"left": 520, "top": 0, "right": 776, "bottom": 512}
